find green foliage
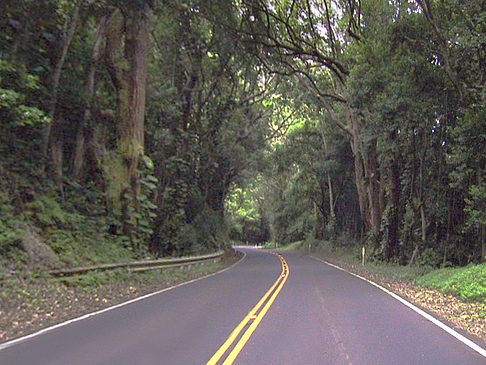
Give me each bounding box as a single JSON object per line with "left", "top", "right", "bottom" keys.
{"left": 145, "top": 0, "right": 274, "bottom": 255}
{"left": 1, "top": 0, "right": 485, "bottom": 279}
{"left": 465, "top": 183, "right": 486, "bottom": 227}
{"left": 225, "top": 182, "right": 269, "bottom": 244}
{"left": 277, "top": 240, "right": 305, "bottom": 251}
{"left": 59, "top": 271, "right": 111, "bottom": 289}
{"left": 46, "top": 226, "right": 135, "bottom": 267}
{"left": 0, "top": 192, "right": 24, "bottom": 266}
{"left": 226, "top": 186, "right": 260, "bottom": 222}
{"left": 414, "top": 248, "right": 442, "bottom": 268}
{"left": 0, "top": 60, "right": 50, "bottom": 128}
{"left": 314, "top": 239, "right": 434, "bottom": 279}
{"left": 130, "top": 155, "right": 159, "bottom": 252}
{"left": 173, "top": 209, "right": 228, "bottom": 255}
{"left": 23, "top": 196, "right": 67, "bottom": 227}
{"left": 418, "top": 264, "right": 486, "bottom": 303}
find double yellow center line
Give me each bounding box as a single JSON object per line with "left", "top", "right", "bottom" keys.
{"left": 206, "top": 252, "right": 289, "bottom": 365}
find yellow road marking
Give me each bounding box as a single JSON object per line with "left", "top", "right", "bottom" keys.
{"left": 206, "top": 252, "right": 289, "bottom": 365}
{"left": 222, "top": 262, "right": 288, "bottom": 364}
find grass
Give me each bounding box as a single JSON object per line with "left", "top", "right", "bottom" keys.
{"left": 277, "top": 240, "right": 305, "bottom": 251}
{"left": 46, "top": 226, "right": 136, "bottom": 267}
{"left": 262, "top": 241, "right": 277, "bottom": 249}
{"left": 54, "top": 261, "right": 224, "bottom": 289}
{"left": 261, "top": 240, "right": 308, "bottom": 251}
{"left": 417, "top": 264, "right": 486, "bottom": 303}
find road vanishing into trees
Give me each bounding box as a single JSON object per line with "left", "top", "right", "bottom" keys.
{"left": 1, "top": 247, "right": 485, "bottom": 365}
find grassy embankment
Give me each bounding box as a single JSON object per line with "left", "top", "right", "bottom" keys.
{"left": 0, "top": 186, "right": 236, "bottom": 291}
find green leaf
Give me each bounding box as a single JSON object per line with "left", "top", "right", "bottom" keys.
{"left": 141, "top": 181, "right": 157, "bottom": 190}
{"left": 142, "top": 155, "right": 154, "bottom": 169}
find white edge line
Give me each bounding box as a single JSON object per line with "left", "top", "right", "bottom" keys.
{"left": 0, "top": 250, "right": 247, "bottom": 352}
{"left": 310, "top": 255, "right": 486, "bottom": 359}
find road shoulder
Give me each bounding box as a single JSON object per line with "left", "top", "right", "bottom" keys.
{"left": 308, "top": 251, "right": 486, "bottom": 346}
{"left": 0, "top": 250, "right": 243, "bottom": 344}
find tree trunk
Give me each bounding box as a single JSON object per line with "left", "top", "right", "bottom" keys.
{"left": 105, "top": 6, "right": 150, "bottom": 179}
{"left": 386, "top": 155, "right": 401, "bottom": 261}
{"left": 419, "top": 138, "right": 427, "bottom": 245}
{"left": 320, "top": 130, "right": 336, "bottom": 233}
{"left": 327, "top": 174, "right": 336, "bottom": 218}
{"left": 72, "top": 16, "right": 107, "bottom": 179}
{"left": 313, "top": 201, "right": 325, "bottom": 240}
{"left": 104, "top": 5, "right": 151, "bottom": 242}
{"left": 122, "top": 6, "right": 151, "bottom": 241}
{"left": 477, "top": 168, "right": 486, "bottom": 262}
{"left": 379, "top": 165, "right": 386, "bottom": 214}
{"left": 120, "top": 7, "right": 150, "bottom": 189}
{"left": 347, "top": 111, "right": 382, "bottom": 237}
{"left": 302, "top": 82, "right": 379, "bottom": 240}
{"left": 420, "top": 204, "right": 427, "bottom": 243}
{"left": 348, "top": 111, "right": 371, "bottom": 231}
{"left": 365, "top": 141, "right": 382, "bottom": 236}
{"left": 304, "top": 85, "right": 373, "bottom": 238}
{"left": 481, "top": 224, "right": 486, "bottom": 263}
{"left": 41, "top": 3, "right": 80, "bottom": 158}
{"left": 51, "top": 138, "right": 64, "bottom": 199}
{"left": 9, "top": 19, "right": 24, "bottom": 63}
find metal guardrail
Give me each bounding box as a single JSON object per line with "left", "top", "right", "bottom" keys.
{"left": 48, "top": 250, "right": 225, "bottom": 277}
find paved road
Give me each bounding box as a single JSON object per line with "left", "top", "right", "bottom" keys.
{"left": 1, "top": 247, "right": 485, "bottom": 364}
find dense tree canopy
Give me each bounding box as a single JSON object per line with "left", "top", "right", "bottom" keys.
{"left": 1, "top": 0, "right": 485, "bottom": 266}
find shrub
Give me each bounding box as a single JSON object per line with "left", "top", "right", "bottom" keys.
{"left": 418, "top": 264, "right": 486, "bottom": 303}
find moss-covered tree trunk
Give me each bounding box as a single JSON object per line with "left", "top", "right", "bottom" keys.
{"left": 121, "top": 6, "right": 150, "bottom": 194}
{"left": 104, "top": 5, "right": 151, "bottom": 242}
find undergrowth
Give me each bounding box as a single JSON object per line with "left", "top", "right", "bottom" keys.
{"left": 0, "top": 175, "right": 141, "bottom": 276}
{"left": 417, "top": 264, "right": 486, "bottom": 303}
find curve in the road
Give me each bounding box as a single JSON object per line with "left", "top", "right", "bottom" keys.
{"left": 206, "top": 252, "right": 289, "bottom": 365}
{"left": 1, "top": 247, "right": 485, "bottom": 365}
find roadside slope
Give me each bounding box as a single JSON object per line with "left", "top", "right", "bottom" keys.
{"left": 0, "top": 250, "right": 240, "bottom": 343}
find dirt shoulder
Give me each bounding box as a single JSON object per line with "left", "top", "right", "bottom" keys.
{"left": 309, "top": 251, "right": 486, "bottom": 345}
{"left": 0, "top": 250, "right": 242, "bottom": 344}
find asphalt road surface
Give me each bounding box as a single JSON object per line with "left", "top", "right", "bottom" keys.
{"left": 1, "top": 247, "right": 485, "bottom": 364}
